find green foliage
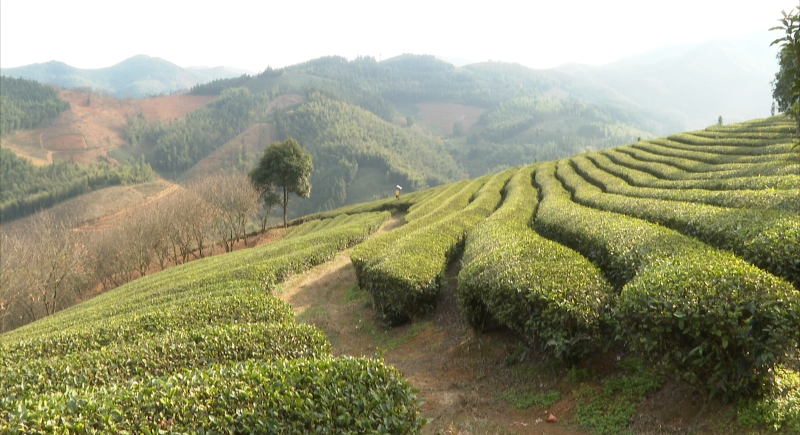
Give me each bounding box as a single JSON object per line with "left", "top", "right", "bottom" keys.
{"left": 274, "top": 92, "right": 462, "bottom": 215}
{"left": 0, "top": 147, "right": 155, "bottom": 221}
{"left": 498, "top": 389, "right": 561, "bottom": 410}
{"left": 574, "top": 153, "right": 800, "bottom": 211}
{"left": 250, "top": 137, "right": 313, "bottom": 227}
{"left": 0, "top": 76, "right": 70, "bottom": 135}
{"left": 565, "top": 155, "right": 800, "bottom": 288}
{"left": 478, "top": 96, "right": 562, "bottom": 141}
{"left": 535, "top": 161, "right": 799, "bottom": 399}
{"left": 771, "top": 6, "right": 800, "bottom": 133}
{"left": 3, "top": 358, "right": 423, "bottom": 434}
{"left": 457, "top": 165, "right": 613, "bottom": 361}
{"left": 737, "top": 365, "right": 800, "bottom": 433}
{"left": 1, "top": 211, "right": 424, "bottom": 432}
{"left": 574, "top": 357, "right": 663, "bottom": 435}
{"left": 142, "top": 87, "right": 266, "bottom": 172}
{"left": 355, "top": 170, "right": 515, "bottom": 324}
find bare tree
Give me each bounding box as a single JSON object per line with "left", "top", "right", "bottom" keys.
{"left": 0, "top": 227, "right": 31, "bottom": 332}
{"left": 192, "top": 172, "right": 259, "bottom": 252}
{"left": 22, "top": 212, "right": 89, "bottom": 319}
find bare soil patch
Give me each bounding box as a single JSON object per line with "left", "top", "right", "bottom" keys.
{"left": 136, "top": 95, "right": 215, "bottom": 122}
{"left": 44, "top": 134, "right": 87, "bottom": 151}
{"left": 416, "top": 103, "right": 485, "bottom": 136}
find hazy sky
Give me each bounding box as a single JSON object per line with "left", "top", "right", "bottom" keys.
{"left": 1, "top": 0, "right": 797, "bottom": 72}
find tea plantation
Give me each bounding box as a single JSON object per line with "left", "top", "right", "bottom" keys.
{"left": 2, "top": 116, "right": 799, "bottom": 433}
{"left": 352, "top": 116, "right": 799, "bottom": 430}
{"left": 0, "top": 212, "right": 426, "bottom": 433}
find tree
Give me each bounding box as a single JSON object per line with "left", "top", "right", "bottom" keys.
{"left": 406, "top": 115, "right": 414, "bottom": 128}
{"left": 250, "top": 138, "right": 313, "bottom": 228}
{"left": 771, "top": 6, "right": 800, "bottom": 135}
{"left": 453, "top": 121, "right": 464, "bottom": 137}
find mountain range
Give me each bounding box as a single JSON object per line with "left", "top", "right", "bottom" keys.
{"left": 1, "top": 55, "right": 247, "bottom": 98}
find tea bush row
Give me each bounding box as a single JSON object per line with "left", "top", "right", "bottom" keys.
{"left": 1, "top": 322, "right": 331, "bottom": 401}
{"left": 535, "top": 161, "right": 799, "bottom": 398}
{"left": 667, "top": 132, "right": 789, "bottom": 148}
{"left": 635, "top": 141, "right": 794, "bottom": 163}
{"left": 573, "top": 154, "right": 800, "bottom": 212}
{"left": 560, "top": 159, "right": 800, "bottom": 288}
{"left": 351, "top": 179, "right": 484, "bottom": 283}
{"left": 612, "top": 147, "right": 800, "bottom": 179}
{"left": 3, "top": 358, "right": 424, "bottom": 434}
{"left": 594, "top": 151, "right": 800, "bottom": 190}
{"left": 457, "top": 165, "right": 612, "bottom": 361}
{"left": 356, "top": 171, "right": 514, "bottom": 324}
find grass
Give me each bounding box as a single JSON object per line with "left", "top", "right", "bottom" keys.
{"left": 573, "top": 358, "right": 664, "bottom": 435}
{"left": 498, "top": 389, "right": 561, "bottom": 410}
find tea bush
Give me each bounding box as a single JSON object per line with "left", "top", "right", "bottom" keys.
{"left": 457, "top": 165, "right": 612, "bottom": 360}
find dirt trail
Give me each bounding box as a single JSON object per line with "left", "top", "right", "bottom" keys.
{"left": 277, "top": 215, "right": 586, "bottom": 435}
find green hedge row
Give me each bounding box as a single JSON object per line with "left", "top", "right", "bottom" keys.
{"left": 298, "top": 183, "right": 446, "bottom": 222}
{"left": 667, "top": 132, "right": 790, "bottom": 148}
{"left": 690, "top": 130, "right": 788, "bottom": 141}
{"left": 3, "top": 358, "right": 424, "bottom": 434}
{"left": 366, "top": 170, "right": 514, "bottom": 324}
{"left": 457, "top": 165, "right": 612, "bottom": 360}
{"left": 403, "top": 180, "right": 472, "bottom": 223}
{"left": 351, "top": 180, "right": 482, "bottom": 283}
{"left": 535, "top": 161, "right": 799, "bottom": 398}
{"left": 635, "top": 140, "right": 794, "bottom": 164}
{"left": 573, "top": 154, "right": 800, "bottom": 212}
{"left": 595, "top": 151, "right": 800, "bottom": 190}
{"left": 612, "top": 147, "right": 800, "bottom": 179}
{"left": 704, "top": 117, "right": 795, "bottom": 134}
{"left": 2, "top": 209, "right": 425, "bottom": 432}
{"left": 355, "top": 172, "right": 515, "bottom": 324}
{"left": 2, "top": 284, "right": 296, "bottom": 361}
{"left": 560, "top": 159, "right": 800, "bottom": 289}
{"left": 2, "top": 322, "right": 331, "bottom": 399}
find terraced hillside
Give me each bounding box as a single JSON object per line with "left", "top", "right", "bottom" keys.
{"left": 0, "top": 212, "right": 426, "bottom": 433}
{"left": 2, "top": 116, "right": 798, "bottom": 433}
{"left": 350, "top": 115, "right": 799, "bottom": 431}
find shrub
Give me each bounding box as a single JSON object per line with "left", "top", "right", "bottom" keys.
{"left": 572, "top": 154, "right": 800, "bottom": 211}
{"left": 562, "top": 157, "right": 800, "bottom": 288}
{"left": 457, "top": 165, "right": 612, "bottom": 360}
{"left": 2, "top": 358, "right": 425, "bottom": 434}
{"left": 535, "top": 161, "right": 799, "bottom": 398}
{"left": 356, "top": 171, "right": 515, "bottom": 324}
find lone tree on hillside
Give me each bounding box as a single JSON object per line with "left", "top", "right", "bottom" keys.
{"left": 771, "top": 6, "right": 800, "bottom": 136}
{"left": 249, "top": 138, "right": 313, "bottom": 228}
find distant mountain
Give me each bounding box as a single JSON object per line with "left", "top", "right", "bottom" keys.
{"left": 1, "top": 55, "right": 245, "bottom": 98}
{"left": 554, "top": 32, "right": 780, "bottom": 130}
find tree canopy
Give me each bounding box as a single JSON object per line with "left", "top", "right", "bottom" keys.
{"left": 771, "top": 6, "right": 800, "bottom": 135}
{"left": 0, "top": 76, "right": 70, "bottom": 135}
{"left": 249, "top": 138, "right": 313, "bottom": 227}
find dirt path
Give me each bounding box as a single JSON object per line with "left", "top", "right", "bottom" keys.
{"left": 277, "top": 216, "right": 587, "bottom": 435}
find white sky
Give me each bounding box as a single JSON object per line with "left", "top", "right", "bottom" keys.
{"left": 1, "top": 0, "right": 797, "bottom": 72}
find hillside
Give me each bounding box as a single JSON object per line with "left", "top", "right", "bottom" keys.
{"left": 1, "top": 55, "right": 245, "bottom": 97}
{"left": 2, "top": 116, "right": 798, "bottom": 433}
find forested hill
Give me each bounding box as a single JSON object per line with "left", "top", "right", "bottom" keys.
{"left": 190, "top": 54, "right": 670, "bottom": 133}
{"left": 0, "top": 76, "right": 70, "bottom": 135}
{"left": 275, "top": 92, "right": 463, "bottom": 214}
{"left": 1, "top": 55, "right": 243, "bottom": 98}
